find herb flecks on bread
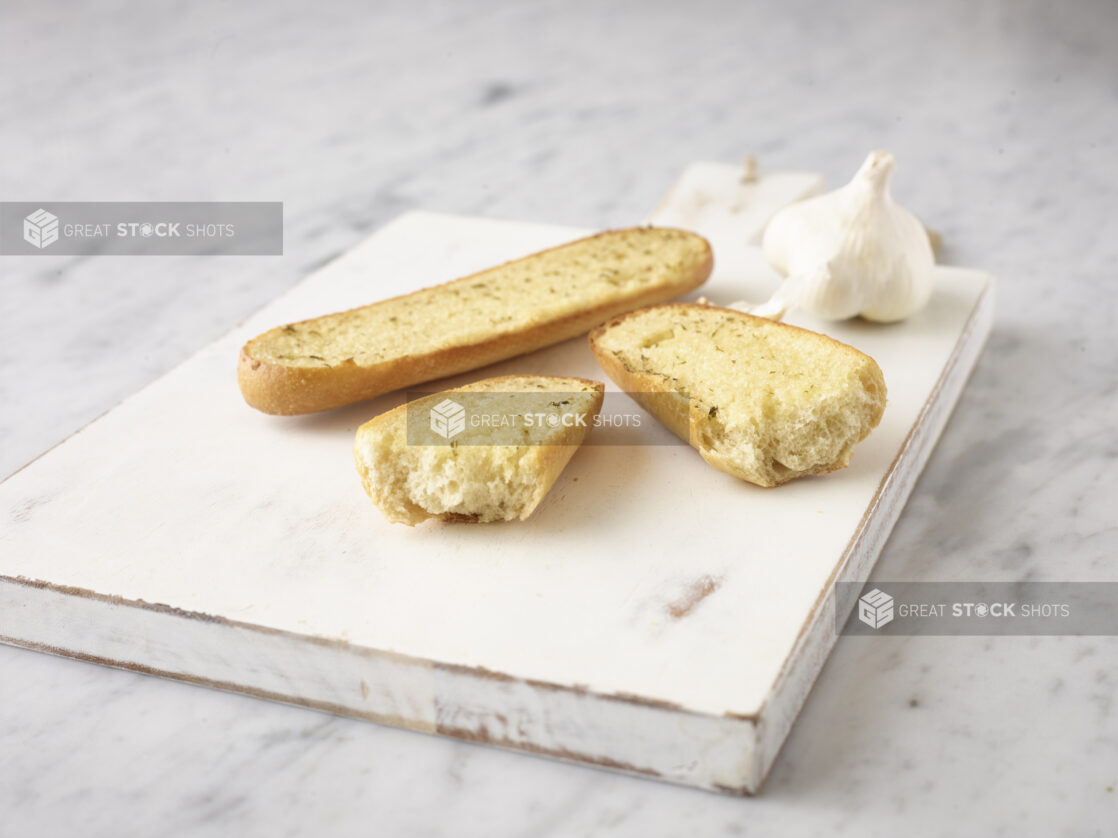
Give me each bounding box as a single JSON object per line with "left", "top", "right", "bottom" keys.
{"left": 589, "top": 304, "right": 886, "bottom": 487}
{"left": 239, "top": 228, "right": 711, "bottom": 414}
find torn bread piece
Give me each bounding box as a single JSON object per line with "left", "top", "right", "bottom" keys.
{"left": 240, "top": 227, "right": 711, "bottom": 414}
{"left": 589, "top": 304, "right": 885, "bottom": 487}
{"left": 355, "top": 375, "right": 604, "bottom": 525}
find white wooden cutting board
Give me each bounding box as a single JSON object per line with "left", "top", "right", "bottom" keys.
{"left": 0, "top": 164, "right": 994, "bottom": 794}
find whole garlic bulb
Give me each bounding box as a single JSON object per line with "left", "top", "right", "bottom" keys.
{"left": 756, "top": 150, "right": 934, "bottom": 323}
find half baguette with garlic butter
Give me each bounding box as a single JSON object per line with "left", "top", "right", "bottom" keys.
{"left": 355, "top": 375, "right": 604, "bottom": 525}
{"left": 239, "top": 227, "right": 712, "bottom": 415}
{"left": 589, "top": 304, "right": 886, "bottom": 487}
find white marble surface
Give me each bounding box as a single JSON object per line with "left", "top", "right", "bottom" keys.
{"left": 0, "top": 0, "right": 1115, "bottom": 834}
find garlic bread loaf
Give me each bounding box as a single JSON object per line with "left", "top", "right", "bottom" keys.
{"left": 239, "top": 228, "right": 711, "bottom": 414}
{"left": 589, "top": 304, "right": 886, "bottom": 487}
{"left": 354, "top": 375, "right": 604, "bottom": 525}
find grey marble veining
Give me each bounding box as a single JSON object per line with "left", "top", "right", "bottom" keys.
{"left": 1, "top": 0, "right": 1116, "bottom": 835}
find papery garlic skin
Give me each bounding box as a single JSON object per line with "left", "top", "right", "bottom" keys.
{"left": 759, "top": 150, "right": 934, "bottom": 323}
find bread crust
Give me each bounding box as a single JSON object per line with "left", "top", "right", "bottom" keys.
{"left": 239, "top": 228, "right": 712, "bottom": 415}
{"left": 588, "top": 303, "right": 886, "bottom": 487}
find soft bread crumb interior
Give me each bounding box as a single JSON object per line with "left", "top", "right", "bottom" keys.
{"left": 363, "top": 442, "right": 546, "bottom": 525}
